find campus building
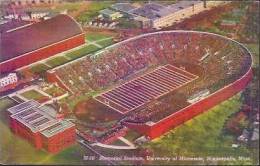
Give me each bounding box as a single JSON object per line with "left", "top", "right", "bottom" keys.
{"left": 7, "top": 100, "right": 76, "bottom": 153}
{"left": 110, "top": 3, "right": 137, "bottom": 17}
{"left": 0, "top": 14, "right": 85, "bottom": 73}
{"left": 129, "top": 1, "right": 230, "bottom": 29}
{"left": 0, "top": 73, "right": 20, "bottom": 93}
{"left": 7, "top": 0, "right": 60, "bottom": 5}
{"left": 103, "top": 1, "right": 229, "bottom": 29}
{"left": 99, "top": 9, "right": 123, "bottom": 21}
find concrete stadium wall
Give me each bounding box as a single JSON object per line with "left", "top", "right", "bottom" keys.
{"left": 0, "top": 34, "right": 85, "bottom": 73}
{"left": 126, "top": 67, "right": 253, "bottom": 139}
{"left": 115, "top": 30, "right": 254, "bottom": 140}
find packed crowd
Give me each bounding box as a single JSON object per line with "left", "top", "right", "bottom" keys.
{"left": 97, "top": 125, "right": 128, "bottom": 144}
{"left": 124, "top": 101, "right": 171, "bottom": 124}
{"left": 58, "top": 32, "right": 252, "bottom": 142}
{"left": 53, "top": 31, "right": 251, "bottom": 98}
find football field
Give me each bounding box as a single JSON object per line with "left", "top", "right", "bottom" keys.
{"left": 95, "top": 65, "right": 198, "bottom": 114}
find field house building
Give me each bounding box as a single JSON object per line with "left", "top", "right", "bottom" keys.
{"left": 0, "top": 14, "right": 85, "bottom": 73}
{"left": 7, "top": 100, "right": 76, "bottom": 153}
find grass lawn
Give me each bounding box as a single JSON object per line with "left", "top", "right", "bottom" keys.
{"left": 195, "top": 26, "right": 228, "bottom": 36}
{"left": 25, "top": 2, "right": 84, "bottom": 14}
{"left": 61, "top": 93, "right": 90, "bottom": 111}
{"left": 0, "top": 120, "right": 89, "bottom": 165}
{"left": 76, "top": 1, "right": 113, "bottom": 23}
{"left": 117, "top": 18, "right": 140, "bottom": 29}
{"left": 0, "top": 118, "right": 48, "bottom": 165}
{"left": 20, "top": 90, "right": 46, "bottom": 101}
{"left": 0, "top": 97, "right": 18, "bottom": 112}
{"left": 65, "top": 44, "right": 100, "bottom": 59}
{"left": 194, "top": 3, "right": 249, "bottom": 37}
{"left": 244, "top": 43, "right": 259, "bottom": 67}
{"left": 96, "top": 38, "right": 114, "bottom": 48}
{"left": 45, "top": 56, "right": 69, "bottom": 68}
{"left": 53, "top": 2, "right": 83, "bottom": 13}
{"left": 221, "top": 12, "right": 242, "bottom": 23}
{"left": 60, "top": 89, "right": 102, "bottom": 111}
{"left": 222, "top": 3, "right": 247, "bottom": 22}
{"left": 144, "top": 94, "right": 254, "bottom": 165}
{"left": 42, "top": 144, "right": 95, "bottom": 165}
{"left": 0, "top": 97, "right": 49, "bottom": 165}
{"left": 30, "top": 63, "right": 51, "bottom": 74}
{"left": 111, "top": 139, "right": 127, "bottom": 146}
{"left": 86, "top": 90, "right": 103, "bottom": 97}
{"left": 44, "top": 86, "right": 66, "bottom": 97}
{"left": 0, "top": 98, "right": 97, "bottom": 165}
{"left": 124, "top": 129, "right": 142, "bottom": 142}
{"left": 85, "top": 32, "right": 113, "bottom": 42}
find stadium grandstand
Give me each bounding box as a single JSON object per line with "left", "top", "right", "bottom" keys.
{"left": 47, "top": 31, "right": 253, "bottom": 139}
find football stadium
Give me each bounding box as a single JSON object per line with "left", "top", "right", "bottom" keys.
{"left": 47, "top": 30, "right": 253, "bottom": 140}
{"left": 0, "top": 14, "right": 85, "bottom": 73}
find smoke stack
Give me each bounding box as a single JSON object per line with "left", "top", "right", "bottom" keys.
{"left": 203, "top": 0, "right": 207, "bottom": 8}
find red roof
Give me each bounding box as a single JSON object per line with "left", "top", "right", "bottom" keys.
{"left": 0, "top": 20, "right": 32, "bottom": 33}
{"left": 0, "top": 14, "right": 83, "bottom": 62}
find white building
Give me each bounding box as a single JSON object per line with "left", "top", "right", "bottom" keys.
{"left": 0, "top": 73, "right": 18, "bottom": 88}
{"left": 3, "top": 10, "right": 50, "bottom": 21}
{"left": 99, "top": 9, "right": 123, "bottom": 21}
{"left": 9, "top": 0, "right": 60, "bottom": 5}
{"left": 130, "top": 1, "right": 230, "bottom": 29}
{"left": 29, "top": 11, "right": 49, "bottom": 19}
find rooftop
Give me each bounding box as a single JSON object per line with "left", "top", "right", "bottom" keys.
{"left": 0, "top": 19, "right": 32, "bottom": 33}
{"left": 8, "top": 100, "right": 75, "bottom": 136}
{"left": 99, "top": 9, "right": 119, "bottom": 16}
{"left": 110, "top": 3, "right": 137, "bottom": 13}
{"left": 11, "top": 106, "right": 59, "bottom": 132}
{"left": 41, "top": 120, "right": 74, "bottom": 138}
{"left": 130, "top": 3, "right": 165, "bottom": 20}
{"left": 7, "top": 100, "right": 40, "bottom": 115}
{"left": 130, "top": 1, "right": 203, "bottom": 20}
{"left": 0, "top": 14, "right": 83, "bottom": 63}
{"left": 221, "top": 20, "right": 238, "bottom": 25}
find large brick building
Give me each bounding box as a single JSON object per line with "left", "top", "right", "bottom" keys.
{"left": 7, "top": 100, "right": 76, "bottom": 153}
{"left": 0, "top": 14, "right": 85, "bottom": 73}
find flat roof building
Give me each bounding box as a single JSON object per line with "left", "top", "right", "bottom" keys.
{"left": 0, "top": 14, "right": 85, "bottom": 73}
{"left": 110, "top": 3, "right": 137, "bottom": 13}
{"left": 130, "top": 3, "right": 166, "bottom": 20}
{"left": 129, "top": 1, "right": 229, "bottom": 29}
{"left": 99, "top": 9, "right": 123, "bottom": 21}
{"left": 7, "top": 100, "right": 40, "bottom": 115}
{"left": 7, "top": 100, "right": 76, "bottom": 153}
